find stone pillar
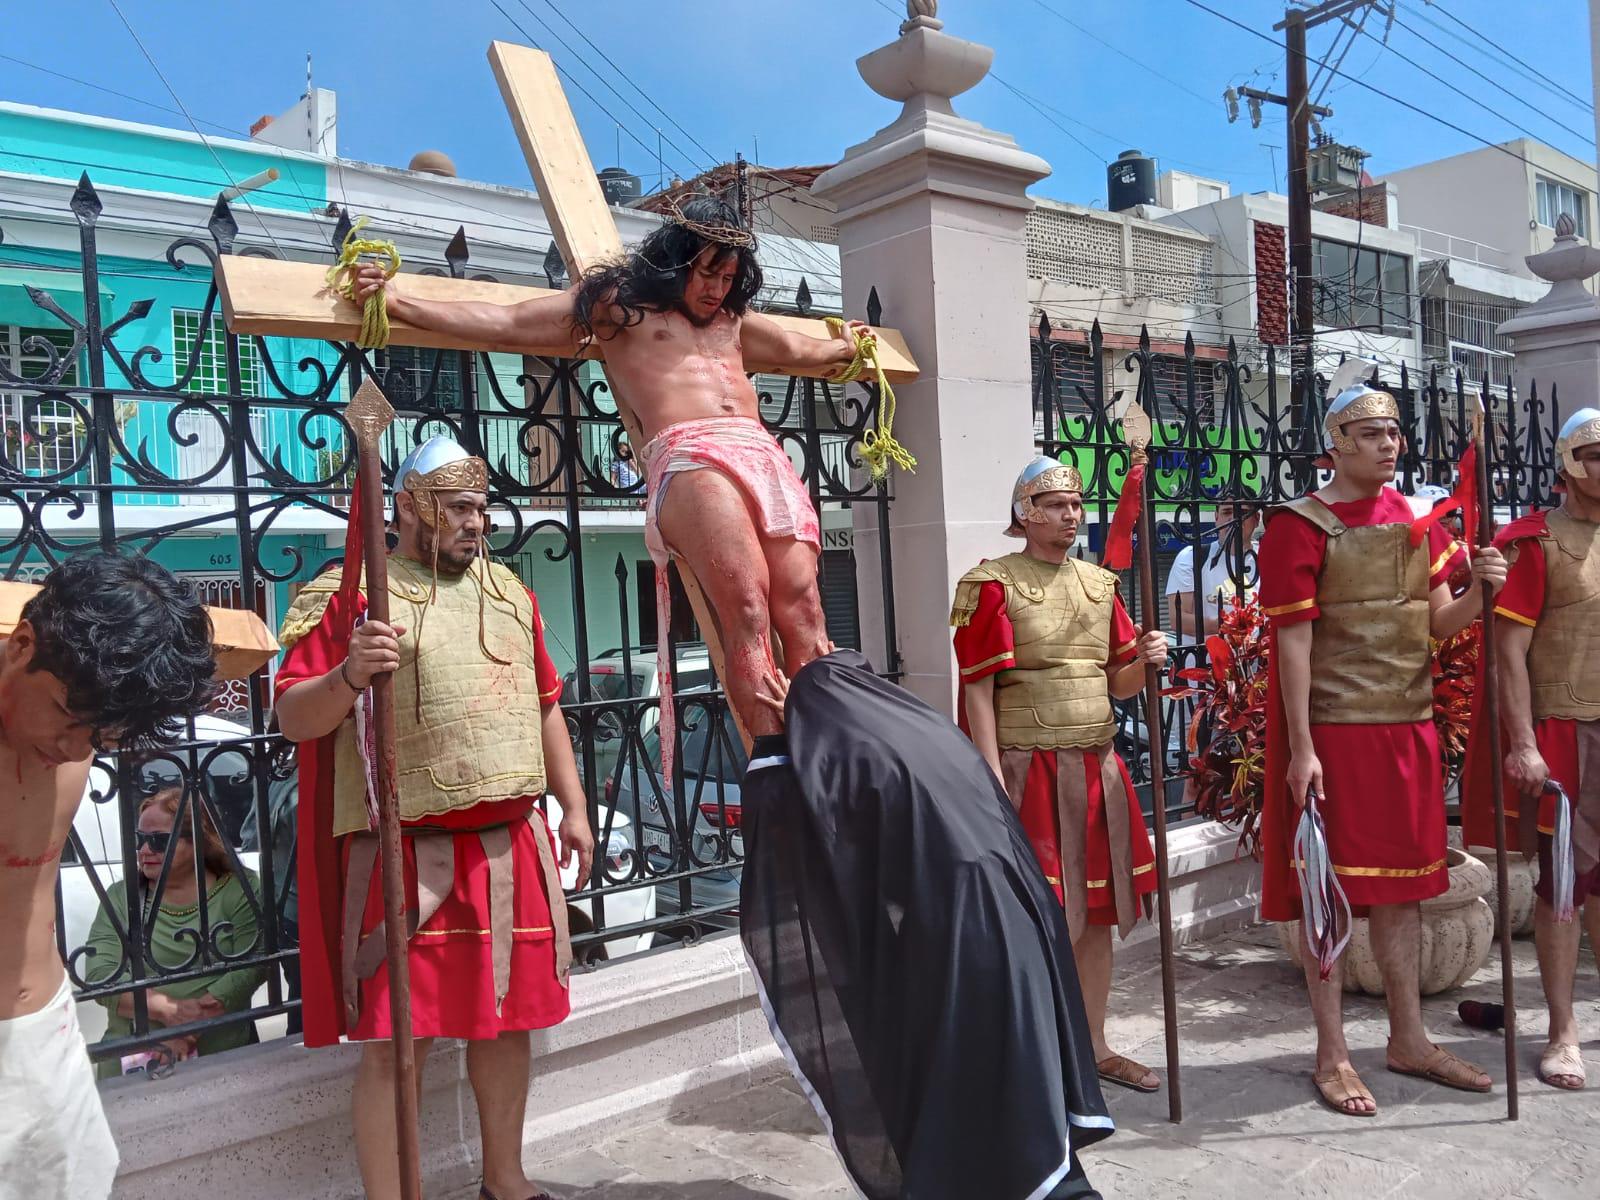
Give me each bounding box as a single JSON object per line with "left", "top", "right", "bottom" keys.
{"left": 1498, "top": 214, "right": 1600, "bottom": 412}
{"left": 813, "top": 4, "right": 1049, "bottom": 716}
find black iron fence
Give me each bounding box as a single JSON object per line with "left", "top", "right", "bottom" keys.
{"left": 2, "top": 177, "right": 897, "bottom": 1068}
{"left": 1030, "top": 313, "right": 1566, "bottom": 825}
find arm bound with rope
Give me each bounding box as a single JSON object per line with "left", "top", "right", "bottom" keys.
{"left": 345, "top": 243, "right": 585, "bottom": 355}
{"left": 743, "top": 312, "right": 917, "bottom": 482}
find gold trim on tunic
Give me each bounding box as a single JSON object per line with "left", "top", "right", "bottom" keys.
{"left": 960, "top": 650, "right": 1017, "bottom": 677}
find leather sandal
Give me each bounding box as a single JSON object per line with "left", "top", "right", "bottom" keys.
{"left": 1312, "top": 1064, "right": 1376, "bottom": 1117}
{"left": 1385, "top": 1045, "right": 1491, "bottom": 1093}
{"left": 1096, "top": 1053, "right": 1160, "bottom": 1093}
{"left": 1537, "top": 1042, "right": 1586, "bottom": 1091}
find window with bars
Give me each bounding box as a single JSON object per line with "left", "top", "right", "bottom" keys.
{"left": 172, "top": 309, "right": 263, "bottom": 396}
{"left": 0, "top": 325, "right": 85, "bottom": 477}
{"left": 1536, "top": 176, "right": 1588, "bottom": 237}
{"left": 1147, "top": 353, "right": 1219, "bottom": 423}
{"left": 1312, "top": 238, "right": 1412, "bottom": 336}
{"left": 1040, "top": 343, "right": 1100, "bottom": 427}
{"left": 379, "top": 345, "right": 463, "bottom": 410}
{"left": 1448, "top": 344, "right": 1514, "bottom": 391}
{"left": 169, "top": 311, "right": 267, "bottom": 484}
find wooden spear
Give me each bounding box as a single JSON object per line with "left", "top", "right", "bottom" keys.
{"left": 1119, "top": 397, "right": 1183, "bottom": 1123}
{"left": 1470, "top": 395, "right": 1518, "bottom": 1121}
{"left": 346, "top": 378, "right": 424, "bottom": 1192}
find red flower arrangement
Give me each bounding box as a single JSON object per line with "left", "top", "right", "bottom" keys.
{"left": 1430, "top": 622, "right": 1480, "bottom": 783}
{"left": 1165, "top": 597, "right": 1272, "bottom": 852}
{"left": 1169, "top": 598, "right": 1483, "bottom": 855}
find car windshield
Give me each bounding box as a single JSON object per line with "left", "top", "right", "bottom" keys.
{"left": 563, "top": 665, "right": 645, "bottom": 703}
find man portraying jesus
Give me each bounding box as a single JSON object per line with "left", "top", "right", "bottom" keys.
{"left": 354, "top": 197, "right": 861, "bottom": 747}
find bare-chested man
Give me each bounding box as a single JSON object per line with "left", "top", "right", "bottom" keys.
{"left": 354, "top": 197, "right": 860, "bottom": 742}
{"left": 0, "top": 553, "right": 216, "bottom": 1199}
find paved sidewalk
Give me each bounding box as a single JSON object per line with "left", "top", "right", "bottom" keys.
{"left": 520, "top": 926, "right": 1599, "bottom": 1199}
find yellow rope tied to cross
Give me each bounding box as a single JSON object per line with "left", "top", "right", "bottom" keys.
{"left": 325, "top": 216, "right": 401, "bottom": 349}
{"left": 826, "top": 316, "right": 917, "bottom": 482}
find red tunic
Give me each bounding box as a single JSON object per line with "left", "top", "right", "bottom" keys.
{"left": 954, "top": 579, "right": 1157, "bottom": 925}
{"left": 1462, "top": 512, "right": 1595, "bottom": 871}
{"left": 1258, "top": 490, "right": 1467, "bottom": 918}
{"left": 278, "top": 579, "right": 570, "bottom": 1047}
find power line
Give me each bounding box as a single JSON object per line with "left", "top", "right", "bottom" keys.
{"left": 104, "top": 0, "right": 288, "bottom": 260}
{"left": 527, "top": 0, "right": 722, "bottom": 170}
{"left": 0, "top": 55, "right": 582, "bottom": 254}
{"left": 505, "top": 0, "right": 709, "bottom": 181}
{"left": 487, "top": 0, "right": 843, "bottom": 281}
{"left": 1390, "top": 13, "right": 1595, "bottom": 143}
{"left": 486, "top": 0, "right": 695, "bottom": 177}
{"left": 0, "top": 53, "right": 240, "bottom": 136}
{"left": 1182, "top": 0, "right": 1597, "bottom": 196}
{"left": 1346, "top": 10, "right": 1594, "bottom": 150}
{"left": 1024, "top": 0, "right": 1214, "bottom": 105}
{"left": 993, "top": 78, "right": 1103, "bottom": 167}
{"left": 1420, "top": 0, "right": 1594, "bottom": 113}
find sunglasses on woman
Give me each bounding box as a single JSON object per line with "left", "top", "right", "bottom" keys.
{"left": 134, "top": 830, "right": 190, "bottom": 854}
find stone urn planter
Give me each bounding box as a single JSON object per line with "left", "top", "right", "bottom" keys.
{"left": 1278, "top": 846, "right": 1495, "bottom": 995}
{"left": 1445, "top": 826, "right": 1537, "bottom": 938}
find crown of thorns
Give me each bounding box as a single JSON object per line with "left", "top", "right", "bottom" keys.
{"left": 663, "top": 195, "right": 756, "bottom": 249}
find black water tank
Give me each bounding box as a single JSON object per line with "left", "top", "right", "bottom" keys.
{"left": 597, "top": 167, "right": 642, "bottom": 206}
{"left": 1108, "top": 150, "right": 1157, "bottom": 212}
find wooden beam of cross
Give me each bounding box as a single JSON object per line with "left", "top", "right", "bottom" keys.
{"left": 217, "top": 42, "right": 918, "bottom": 751}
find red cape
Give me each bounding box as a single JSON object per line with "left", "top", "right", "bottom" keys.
{"left": 1459, "top": 509, "right": 1550, "bottom": 858}
{"left": 293, "top": 480, "right": 367, "bottom": 1049}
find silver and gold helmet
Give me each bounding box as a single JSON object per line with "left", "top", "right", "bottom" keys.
{"left": 1554, "top": 406, "right": 1600, "bottom": 480}
{"left": 1005, "top": 455, "right": 1084, "bottom": 538}
{"left": 394, "top": 435, "right": 488, "bottom": 527}
{"left": 1321, "top": 358, "right": 1400, "bottom": 459}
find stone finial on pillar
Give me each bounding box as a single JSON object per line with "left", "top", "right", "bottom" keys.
{"left": 901, "top": 0, "right": 943, "bottom": 34}
{"left": 1498, "top": 214, "right": 1600, "bottom": 412}
{"left": 859, "top": 4, "right": 993, "bottom": 123}
{"left": 814, "top": 22, "right": 1050, "bottom": 715}
{"left": 1516, "top": 213, "right": 1600, "bottom": 319}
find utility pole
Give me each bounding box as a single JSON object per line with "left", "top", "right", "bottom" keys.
{"left": 1254, "top": 0, "right": 1384, "bottom": 423}
{"left": 734, "top": 152, "right": 752, "bottom": 231}
{"left": 1284, "top": 8, "right": 1313, "bottom": 381}
{"left": 1590, "top": 0, "right": 1600, "bottom": 182}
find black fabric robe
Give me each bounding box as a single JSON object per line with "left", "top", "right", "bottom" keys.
{"left": 739, "top": 650, "right": 1112, "bottom": 1200}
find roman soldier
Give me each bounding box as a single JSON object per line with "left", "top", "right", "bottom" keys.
{"left": 1257, "top": 363, "right": 1506, "bottom": 1117}
{"left": 1464, "top": 406, "right": 1600, "bottom": 1091}
{"left": 951, "top": 456, "right": 1168, "bottom": 1094}
{"left": 274, "top": 435, "right": 593, "bottom": 1200}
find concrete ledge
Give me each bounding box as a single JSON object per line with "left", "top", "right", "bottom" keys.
{"left": 1118, "top": 820, "right": 1261, "bottom": 960}
{"left": 104, "top": 936, "right": 783, "bottom": 1200}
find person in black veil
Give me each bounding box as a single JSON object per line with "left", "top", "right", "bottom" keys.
{"left": 740, "top": 651, "right": 1113, "bottom": 1200}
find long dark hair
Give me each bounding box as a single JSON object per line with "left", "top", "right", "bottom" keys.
{"left": 571, "top": 196, "right": 763, "bottom": 342}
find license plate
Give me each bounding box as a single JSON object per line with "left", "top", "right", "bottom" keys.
{"left": 642, "top": 826, "right": 674, "bottom": 855}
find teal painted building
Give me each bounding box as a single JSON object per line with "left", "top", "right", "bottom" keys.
{"left": 0, "top": 101, "right": 663, "bottom": 678}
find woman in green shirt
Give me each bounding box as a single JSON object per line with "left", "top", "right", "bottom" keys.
{"left": 82, "top": 787, "right": 270, "bottom": 1078}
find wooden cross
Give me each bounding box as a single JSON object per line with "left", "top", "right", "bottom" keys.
{"left": 218, "top": 42, "right": 918, "bottom": 744}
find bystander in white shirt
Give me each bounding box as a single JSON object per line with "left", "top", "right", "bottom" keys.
{"left": 1163, "top": 501, "right": 1261, "bottom": 641}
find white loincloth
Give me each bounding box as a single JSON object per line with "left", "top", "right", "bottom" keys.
{"left": 0, "top": 973, "right": 118, "bottom": 1199}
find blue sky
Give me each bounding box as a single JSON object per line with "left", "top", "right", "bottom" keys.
{"left": 4, "top": 0, "right": 1595, "bottom": 207}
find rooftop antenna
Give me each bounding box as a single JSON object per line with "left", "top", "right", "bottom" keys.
{"left": 306, "top": 53, "right": 313, "bottom": 152}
